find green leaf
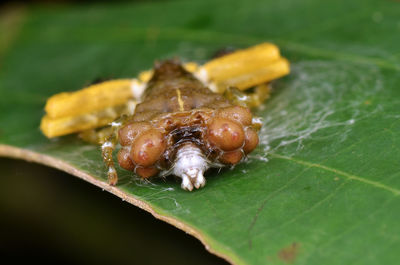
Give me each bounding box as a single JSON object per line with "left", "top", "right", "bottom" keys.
{"left": 1, "top": 1, "right": 399, "bottom": 264}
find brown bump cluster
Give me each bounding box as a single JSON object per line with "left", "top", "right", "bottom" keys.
{"left": 117, "top": 105, "right": 260, "bottom": 178}
{"left": 117, "top": 122, "right": 166, "bottom": 178}
{"left": 116, "top": 105, "right": 260, "bottom": 178}
{"left": 206, "top": 105, "right": 259, "bottom": 165}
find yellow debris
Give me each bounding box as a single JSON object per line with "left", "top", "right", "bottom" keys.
{"left": 183, "top": 62, "right": 199, "bottom": 73}
{"left": 215, "top": 57, "right": 290, "bottom": 91}
{"left": 40, "top": 103, "right": 135, "bottom": 138}
{"left": 45, "top": 79, "right": 135, "bottom": 119}
{"left": 203, "top": 43, "right": 285, "bottom": 89}
{"left": 138, "top": 71, "right": 153, "bottom": 83}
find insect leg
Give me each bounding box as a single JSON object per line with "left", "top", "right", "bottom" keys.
{"left": 100, "top": 115, "right": 130, "bottom": 185}
{"left": 79, "top": 127, "right": 114, "bottom": 145}
{"left": 102, "top": 134, "right": 118, "bottom": 185}
{"left": 223, "top": 84, "right": 271, "bottom": 108}
{"left": 247, "top": 83, "right": 271, "bottom": 108}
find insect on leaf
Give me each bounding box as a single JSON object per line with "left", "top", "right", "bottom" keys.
{"left": 1, "top": 0, "right": 400, "bottom": 265}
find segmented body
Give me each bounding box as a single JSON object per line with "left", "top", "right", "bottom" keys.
{"left": 102, "top": 60, "right": 260, "bottom": 190}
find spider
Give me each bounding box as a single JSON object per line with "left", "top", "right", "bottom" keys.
{"left": 40, "top": 43, "right": 289, "bottom": 191}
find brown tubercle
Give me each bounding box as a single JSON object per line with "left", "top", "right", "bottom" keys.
{"left": 207, "top": 117, "right": 245, "bottom": 151}
{"left": 243, "top": 127, "right": 259, "bottom": 154}
{"left": 130, "top": 129, "right": 166, "bottom": 167}
{"left": 118, "top": 121, "right": 152, "bottom": 146}
{"left": 117, "top": 147, "right": 135, "bottom": 171}
{"left": 135, "top": 167, "right": 159, "bottom": 178}
{"left": 219, "top": 150, "right": 243, "bottom": 164}
{"left": 217, "top": 105, "right": 253, "bottom": 126}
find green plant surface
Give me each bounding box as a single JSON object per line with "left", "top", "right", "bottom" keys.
{"left": 1, "top": 0, "right": 400, "bottom": 264}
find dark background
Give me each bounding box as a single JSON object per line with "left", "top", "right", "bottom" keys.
{"left": 0, "top": 158, "right": 228, "bottom": 265}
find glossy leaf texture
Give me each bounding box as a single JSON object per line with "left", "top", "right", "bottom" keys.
{"left": 1, "top": 0, "right": 399, "bottom": 264}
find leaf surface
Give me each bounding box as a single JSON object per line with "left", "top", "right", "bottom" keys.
{"left": 1, "top": 0, "right": 400, "bottom": 264}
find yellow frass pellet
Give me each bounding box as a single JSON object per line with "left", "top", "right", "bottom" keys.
{"left": 183, "top": 62, "right": 199, "bottom": 73}
{"left": 138, "top": 70, "right": 153, "bottom": 83}
{"left": 40, "top": 102, "right": 136, "bottom": 138}
{"left": 44, "top": 79, "right": 135, "bottom": 119}
{"left": 216, "top": 57, "right": 290, "bottom": 91}
{"left": 203, "top": 43, "right": 282, "bottom": 85}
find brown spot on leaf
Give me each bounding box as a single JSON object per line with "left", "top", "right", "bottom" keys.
{"left": 278, "top": 242, "right": 300, "bottom": 264}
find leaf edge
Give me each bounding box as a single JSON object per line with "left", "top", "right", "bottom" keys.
{"left": 0, "top": 144, "right": 247, "bottom": 265}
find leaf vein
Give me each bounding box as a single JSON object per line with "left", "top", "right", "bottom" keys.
{"left": 270, "top": 153, "right": 400, "bottom": 196}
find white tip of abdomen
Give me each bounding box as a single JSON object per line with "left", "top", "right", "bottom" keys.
{"left": 172, "top": 143, "right": 209, "bottom": 191}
